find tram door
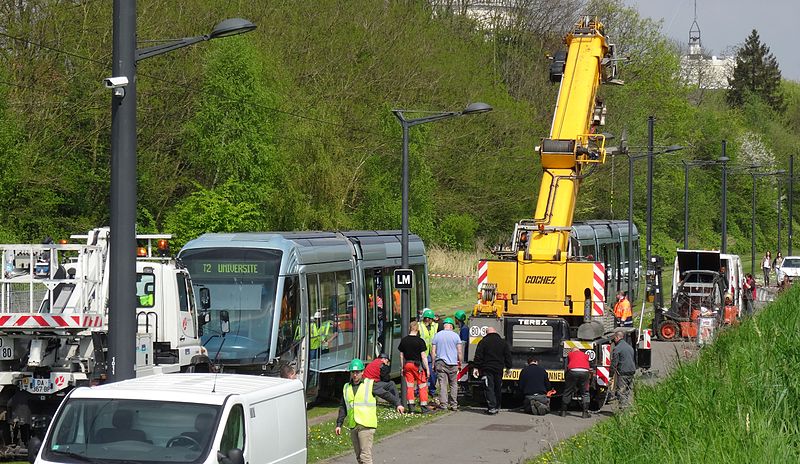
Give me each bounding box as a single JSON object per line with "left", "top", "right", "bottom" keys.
{"left": 304, "top": 274, "right": 321, "bottom": 398}
{"left": 363, "top": 269, "right": 387, "bottom": 361}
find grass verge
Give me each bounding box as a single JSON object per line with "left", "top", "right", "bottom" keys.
{"left": 531, "top": 283, "right": 800, "bottom": 464}
{"left": 308, "top": 405, "right": 445, "bottom": 462}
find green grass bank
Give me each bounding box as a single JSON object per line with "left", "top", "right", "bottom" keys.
{"left": 534, "top": 284, "right": 800, "bottom": 464}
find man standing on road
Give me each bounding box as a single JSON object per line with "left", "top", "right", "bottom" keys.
{"left": 431, "top": 317, "right": 463, "bottom": 411}
{"left": 419, "top": 308, "right": 440, "bottom": 399}
{"left": 363, "top": 353, "right": 399, "bottom": 404}
{"left": 560, "top": 347, "right": 591, "bottom": 418}
{"left": 613, "top": 291, "right": 633, "bottom": 327}
{"left": 742, "top": 273, "right": 755, "bottom": 316}
{"left": 472, "top": 327, "right": 512, "bottom": 415}
{"left": 519, "top": 356, "right": 553, "bottom": 415}
{"left": 398, "top": 321, "right": 431, "bottom": 414}
{"left": 611, "top": 331, "right": 636, "bottom": 408}
{"left": 336, "top": 359, "right": 404, "bottom": 464}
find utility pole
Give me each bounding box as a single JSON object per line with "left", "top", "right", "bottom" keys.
{"left": 720, "top": 141, "right": 728, "bottom": 254}
{"left": 790, "top": 154, "right": 794, "bottom": 255}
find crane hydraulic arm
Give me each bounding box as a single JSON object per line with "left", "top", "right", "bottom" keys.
{"left": 476, "top": 16, "right": 619, "bottom": 319}
{"left": 533, "top": 16, "right": 613, "bottom": 261}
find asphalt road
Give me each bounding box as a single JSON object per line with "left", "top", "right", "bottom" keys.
{"left": 324, "top": 340, "right": 698, "bottom": 464}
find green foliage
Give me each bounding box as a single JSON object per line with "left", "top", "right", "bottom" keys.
{"left": 534, "top": 284, "right": 800, "bottom": 463}
{"left": 727, "top": 30, "right": 786, "bottom": 113}
{"left": 439, "top": 213, "right": 479, "bottom": 251}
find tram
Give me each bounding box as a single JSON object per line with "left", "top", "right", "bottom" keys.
{"left": 178, "top": 230, "right": 428, "bottom": 401}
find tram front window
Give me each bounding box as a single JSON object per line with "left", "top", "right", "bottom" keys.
{"left": 181, "top": 248, "right": 282, "bottom": 364}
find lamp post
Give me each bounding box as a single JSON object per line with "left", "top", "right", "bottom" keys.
{"left": 109, "top": 3, "right": 255, "bottom": 383}
{"left": 749, "top": 169, "right": 786, "bottom": 275}
{"left": 392, "top": 102, "right": 491, "bottom": 404}
{"left": 720, "top": 146, "right": 729, "bottom": 253}
{"left": 623, "top": 144, "right": 683, "bottom": 300}
{"left": 790, "top": 154, "right": 794, "bottom": 255}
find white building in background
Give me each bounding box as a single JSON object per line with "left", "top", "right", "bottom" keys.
{"left": 679, "top": 10, "right": 734, "bottom": 89}
{"left": 429, "top": 0, "right": 514, "bottom": 28}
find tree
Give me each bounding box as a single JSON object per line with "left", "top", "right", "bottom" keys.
{"left": 727, "top": 29, "right": 785, "bottom": 113}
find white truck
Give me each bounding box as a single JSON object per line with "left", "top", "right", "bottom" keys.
{"left": 0, "top": 228, "right": 210, "bottom": 455}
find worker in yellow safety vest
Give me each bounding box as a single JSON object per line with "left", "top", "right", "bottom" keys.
{"left": 309, "top": 311, "right": 334, "bottom": 359}
{"left": 613, "top": 291, "right": 633, "bottom": 327}
{"left": 418, "top": 308, "right": 439, "bottom": 398}
{"left": 138, "top": 292, "right": 154, "bottom": 307}
{"left": 335, "top": 358, "right": 403, "bottom": 464}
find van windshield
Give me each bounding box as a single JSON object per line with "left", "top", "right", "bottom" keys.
{"left": 42, "top": 399, "right": 221, "bottom": 464}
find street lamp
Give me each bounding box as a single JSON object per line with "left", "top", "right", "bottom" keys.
{"left": 392, "top": 102, "right": 491, "bottom": 405}
{"left": 109, "top": 4, "right": 255, "bottom": 383}
{"left": 749, "top": 168, "right": 786, "bottom": 275}
{"left": 620, "top": 143, "right": 683, "bottom": 301}
{"left": 392, "top": 102, "right": 492, "bottom": 334}
{"left": 720, "top": 148, "right": 729, "bottom": 253}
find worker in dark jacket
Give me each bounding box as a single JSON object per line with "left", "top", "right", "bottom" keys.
{"left": 519, "top": 355, "right": 553, "bottom": 415}
{"left": 611, "top": 330, "right": 636, "bottom": 407}
{"left": 560, "top": 347, "right": 591, "bottom": 418}
{"left": 472, "top": 327, "right": 512, "bottom": 415}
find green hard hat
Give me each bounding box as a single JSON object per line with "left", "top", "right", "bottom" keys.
{"left": 454, "top": 310, "right": 467, "bottom": 321}
{"left": 443, "top": 317, "right": 455, "bottom": 326}
{"left": 422, "top": 308, "right": 435, "bottom": 319}
{"left": 348, "top": 358, "right": 365, "bottom": 371}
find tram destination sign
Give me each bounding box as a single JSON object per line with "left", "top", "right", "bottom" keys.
{"left": 187, "top": 261, "right": 266, "bottom": 277}
{"left": 394, "top": 269, "right": 414, "bottom": 289}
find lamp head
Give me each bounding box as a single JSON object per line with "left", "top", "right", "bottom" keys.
{"left": 718, "top": 156, "right": 730, "bottom": 163}
{"left": 462, "top": 102, "right": 493, "bottom": 115}
{"left": 209, "top": 18, "right": 256, "bottom": 39}
{"left": 665, "top": 145, "right": 684, "bottom": 153}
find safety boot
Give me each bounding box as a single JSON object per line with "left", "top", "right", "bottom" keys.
{"left": 582, "top": 410, "right": 590, "bottom": 419}
{"left": 559, "top": 410, "right": 567, "bottom": 417}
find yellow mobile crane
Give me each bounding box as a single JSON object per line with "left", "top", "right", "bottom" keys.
{"left": 467, "top": 17, "right": 651, "bottom": 407}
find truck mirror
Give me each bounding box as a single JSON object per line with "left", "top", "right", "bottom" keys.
{"left": 27, "top": 436, "right": 42, "bottom": 464}
{"left": 199, "top": 287, "right": 211, "bottom": 310}
{"left": 217, "top": 448, "right": 244, "bottom": 464}
{"left": 220, "top": 310, "right": 230, "bottom": 334}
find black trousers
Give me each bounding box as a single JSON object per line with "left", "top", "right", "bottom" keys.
{"left": 561, "top": 369, "right": 590, "bottom": 411}
{"left": 483, "top": 370, "right": 503, "bottom": 410}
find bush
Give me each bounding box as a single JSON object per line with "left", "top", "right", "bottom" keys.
{"left": 438, "top": 213, "right": 479, "bottom": 251}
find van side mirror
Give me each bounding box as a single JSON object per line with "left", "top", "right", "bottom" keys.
{"left": 220, "top": 310, "right": 230, "bottom": 334}
{"left": 217, "top": 449, "right": 244, "bottom": 464}
{"left": 199, "top": 287, "right": 211, "bottom": 310}
{"left": 27, "top": 436, "right": 42, "bottom": 464}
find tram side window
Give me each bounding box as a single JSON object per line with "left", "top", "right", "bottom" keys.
{"left": 277, "top": 276, "right": 301, "bottom": 355}
{"left": 412, "top": 265, "right": 426, "bottom": 315}
{"left": 335, "top": 271, "right": 356, "bottom": 342}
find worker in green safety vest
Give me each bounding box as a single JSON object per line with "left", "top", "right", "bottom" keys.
{"left": 335, "top": 358, "right": 403, "bottom": 463}
{"left": 418, "top": 308, "right": 439, "bottom": 397}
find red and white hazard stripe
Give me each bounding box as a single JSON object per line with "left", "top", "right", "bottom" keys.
{"left": 640, "top": 328, "right": 652, "bottom": 350}
{"left": 592, "top": 262, "right": 605, "bottom": 316}
{"left": 0, "top": 314, "right": 103, "bottom": 329}
{"left": 477, "top": 260, "right": 488, "bottom": 303}
{"left": 596, "top": 343, "right": 612, "bottom": 386}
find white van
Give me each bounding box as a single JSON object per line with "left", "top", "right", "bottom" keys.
{"left": 673, "top": 250, "right": 743, "bottom": 309}
{"left": 29, "top": 374, "right": 307, "bottom": 464}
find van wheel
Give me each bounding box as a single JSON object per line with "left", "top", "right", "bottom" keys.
{"left": 658, "top": 321, "right": 679, "bottom": 341}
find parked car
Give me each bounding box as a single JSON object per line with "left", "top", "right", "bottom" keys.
{"left": 779, "top": 256, "right": 800, "bottom": 280}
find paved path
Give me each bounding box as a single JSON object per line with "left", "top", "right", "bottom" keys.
{"left": 324, "top": 340, "right": 693, "bottom": 464}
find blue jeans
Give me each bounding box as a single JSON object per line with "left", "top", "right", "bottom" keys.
{"left": 427, "top": 354, "right": 437, "bottom": 395}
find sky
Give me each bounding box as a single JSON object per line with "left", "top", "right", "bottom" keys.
{"left": 625, "top": 0, "right": 800, "bottom": 81}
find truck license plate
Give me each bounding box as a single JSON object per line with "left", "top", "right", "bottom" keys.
{"left": 0, "top": 337, "right": 13, "bottom": 360}
{"left": 501, "top": 368, "right": 564, "bottom": 382}
{"left": 28, "top": 378, "right": 54, "bottom": 394}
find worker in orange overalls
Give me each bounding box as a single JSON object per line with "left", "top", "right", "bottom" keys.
{"left": 722, "top": 292, "right": 739, "bottom": 326}
{"left": 613, "top": 291, "right": 633, "bottom": 327}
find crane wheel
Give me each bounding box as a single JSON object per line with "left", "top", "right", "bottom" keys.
{"left": 658, "top": 321, "right": 679, "bottom": 341}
